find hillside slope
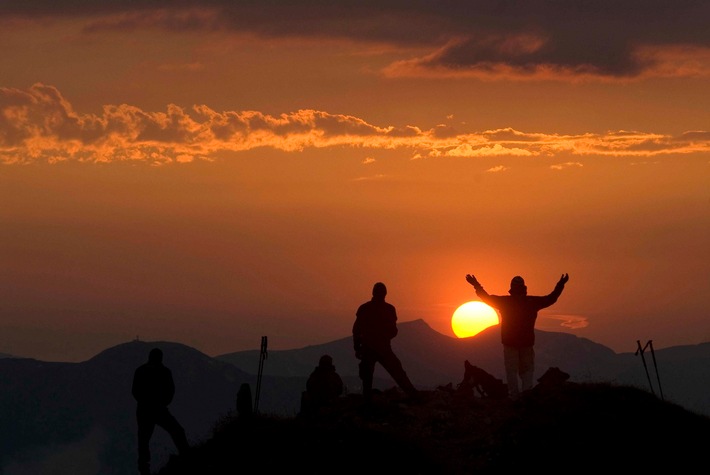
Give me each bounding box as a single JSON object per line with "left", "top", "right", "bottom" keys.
{"left": 218, "top": 319, "right": 710, "bottom": 416}
{"left": 157, "top": 382, "right": 710, "bottom": 474}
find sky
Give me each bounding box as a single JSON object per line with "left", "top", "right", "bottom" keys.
{"left": 1, "top": 1, "right": 708, "bottom": 362}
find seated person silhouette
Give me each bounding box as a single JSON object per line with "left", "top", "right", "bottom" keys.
{"left": 132, "top": 348, "right": 190, "bottom": 475}
{"left": 300, "top": 354, "right": 344, "bottom": 416}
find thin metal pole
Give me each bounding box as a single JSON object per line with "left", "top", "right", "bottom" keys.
{"left": 254, "top": 336, "right": 268, "bottom": 413}
{"left": 635, "top": 340, "right": 655, "bottom": 396}
{"left": 648, "top": 341, "right": 664, "bottom": 401}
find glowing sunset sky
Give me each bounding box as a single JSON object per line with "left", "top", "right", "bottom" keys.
{"left": 1, "top": 1, "right": 708, "bottom": 361}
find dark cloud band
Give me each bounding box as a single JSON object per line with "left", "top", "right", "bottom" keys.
{"left": 2, "top": 1, "right": 710, "bottom": 79}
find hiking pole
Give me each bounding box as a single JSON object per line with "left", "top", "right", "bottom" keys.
{"left": 635, "top": 340, "right": 656, "bottom": 396}
{"left": 635, "top": 340, "right": 654, "bottom": 396}
{"left": 647, "top": 340, "right": 664, "bottom": 401}
{"left": 254, "top": 336, "right": 268, "bottom": 413}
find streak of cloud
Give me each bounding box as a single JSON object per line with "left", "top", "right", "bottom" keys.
{"left": 550, "top": 162, "right": 584, "bottom": 170}
{"left": 1, "top": 84, "right": 709, "bottom": 164}
{"left": 353, "top": 174, "right": 387, "bottom": 182}
{"left": 541, "top": 314, "right": 590, "bottom": 330}
{"left": 1, "top": 1, "right": 710, "bottom": 80}
{"left": 486, "top": 165, "right": 509, "bottom": 173}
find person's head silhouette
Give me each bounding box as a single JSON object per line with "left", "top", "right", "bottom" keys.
{"left": 508, "top": 276, "right": 527, "bottom": 296}
{"left": 372, "top": 282, "right": 387, "bottom": 299}
{"left": 148, "top": 348, "right": 163, "bottom": 364}
{"left": 318, "top": 354, "right": 334, "bottom": 368}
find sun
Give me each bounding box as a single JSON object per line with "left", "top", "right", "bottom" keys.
{"left": 451, "top": 301, "right": 499, "bottom": 338}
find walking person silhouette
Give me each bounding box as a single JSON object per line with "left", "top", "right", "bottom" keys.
{"left": 132, "top": 348, "right": 189, "bottom": 475}
{"left": 466, "top": 273, "right": 569, "bottom": 400}
{"left": 353, "top": 282, "right": 419, "bottom": 402}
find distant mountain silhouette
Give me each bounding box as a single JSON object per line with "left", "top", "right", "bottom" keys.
{"left": 155, "top": 382, "right": 710, "bottom": 474}
{"left": 218, "top": 319, "right": 710, "bottom": 417}
{"left": 219, "top": 319, "right": 617, "bottom": 382}
{"left": 2, "top": 321, "right": 710, "bottom": 474}
{"left": 0, "top": 340, "right": 287, "bottom": 475}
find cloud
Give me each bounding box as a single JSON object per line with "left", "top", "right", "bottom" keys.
{"left": 486, "top": 165, "right": 509, "bottom": 173}
{"left": 679, "top": 130, "right": 710, "bottom": 141}
{"left": 550, "top": 162, "right": 583, "bottom": 170}
{"left": 362, "top": 157, "right": 376, "bottom": 165}
{"left": 353, "top": 174, "right": 387, "bottom": 181}
{"left": 439, "top": 143, "right": 534, "bottom": 157}
{"left": 483, "top": 128, "right": 547, "bottom": 142}
{"left": 3, "top": 1, "right": 710, "bottom": 80}
{"left": 541, "top": 314, "right": 589, "bottom": 330}
{"left": 2, "top": 84, "right": 710, "bottom": 164}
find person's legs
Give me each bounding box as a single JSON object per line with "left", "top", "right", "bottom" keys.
{"left": 136, "top": 407, "right": 155, "bottom": 475}
{"left": 379, "top": 348, "right": 418, "bottom": 396}
{"left": 503, "top": 345, "right": 520, "bottom": 400}
{"left": 155, "top": 407, "right": 189, "bottom": 455}
{"left": 300, "top": 391, "right": 314, "bottom": 416}
{"left": 358, "top": 351, "right": 377, "bottom": 401}
{"left": 519, "top": 346, "right": 535, "bottom": 392}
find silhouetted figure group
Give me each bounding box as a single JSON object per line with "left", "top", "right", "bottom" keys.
{"left": 132, "top": 348, "right": 189, "bottom": 475}
{"left": 466, "top": 273, "right": 569, "bottom": 400}
{"left": 344, "top": 275, "right": 568, "bottom": 403}
{"left": 132, "top": 274, "right": 569, "bottom": 473}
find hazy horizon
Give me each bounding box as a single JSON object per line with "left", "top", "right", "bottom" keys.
{"left": 3, "top": 314, "right": 708, "bottom": 364}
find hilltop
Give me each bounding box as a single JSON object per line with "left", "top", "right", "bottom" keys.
{"left": 3, "top": 321, "right": 710, "bottom": 474}
{"left": 218, "top": 318, "right": 710, "bottom": 417}
{"left": 157, "top": 381, "right": 710, "bottom": 474}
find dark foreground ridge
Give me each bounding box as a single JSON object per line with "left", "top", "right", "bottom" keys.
{"left": 157, "top": 382, "right": 710, "bottom": 474}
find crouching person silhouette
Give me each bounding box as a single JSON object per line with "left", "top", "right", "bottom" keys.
{"left": 132, "top": 348, "right": 189, "bottom": 475}
{"left": 300, "top": 354, "right": 344, "bottom": 417}
{"left": 353, "top": 282, "right": 419, "bottom": 402}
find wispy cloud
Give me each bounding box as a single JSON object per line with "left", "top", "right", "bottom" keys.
{"left": 550, "top": 162, "right": 584, "bottom": 170}
{"left": 2, "top": 1, "right": 710, "bottom": 80}
{"left": 2, "top": 84, "right": 709, "bottom": 164}
{"left": 541, "top": 314, "right": 589, "bottom": 330}
{"left": 486, "top": 165, "right": 509, "bottom": 173}
{"left": 353, "top": 174, "right": 387, "bottom": 182}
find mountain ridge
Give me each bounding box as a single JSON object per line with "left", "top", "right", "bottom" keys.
{"left": 217, "top": 318, "right": 710, "bottom": 418}
{"left": 2, "top": 320, "right": 710, "bottom": 474}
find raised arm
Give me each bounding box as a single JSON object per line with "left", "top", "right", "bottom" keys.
{"left": 541, "top": 273, "right": 569, "bottom": 306}
{"left": 466, "top": 274, "right": 482, "bottom": 290}
{"left": 466, "top": 273, "right": 495, "bottom": 307}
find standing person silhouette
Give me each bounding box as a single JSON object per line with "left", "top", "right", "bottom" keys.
{"left": 353, "top": 282, "right": 419, "bottom": 402}
{"left": 132, "top": 348, "right": 189, "bottom": 475}
{"left": 466, "top": 273, "right": 569, "bottom": 400}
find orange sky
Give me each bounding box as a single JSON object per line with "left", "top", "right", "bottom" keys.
{"left": 1, "top": 2, "right": 709, "bottom": 361}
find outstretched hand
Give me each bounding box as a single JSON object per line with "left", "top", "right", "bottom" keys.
{"left": 558, "top": 273, "right": 569, "bottom": 286}
{"left": 466, "top": 274, "right": 480, "bottom": 287}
